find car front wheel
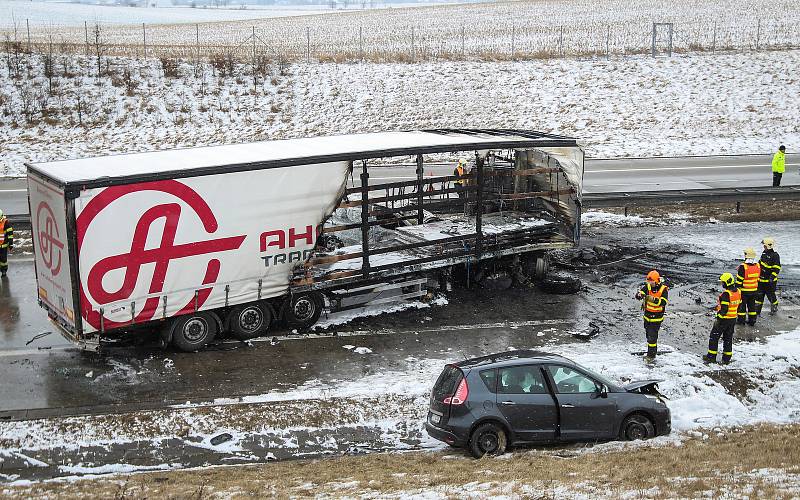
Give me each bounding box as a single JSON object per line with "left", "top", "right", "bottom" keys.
{"left": 619, "top": 414, "right": 655, "bottom": 441}
{"left": 469, "top": 423, "right": 507, "bottom": 458}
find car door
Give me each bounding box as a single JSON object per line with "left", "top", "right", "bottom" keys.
{"left": 545, "top": 364, "right": 618, "bottom": 441}
{"left": 496, "top": 364, "right": 558, "bottom": 442}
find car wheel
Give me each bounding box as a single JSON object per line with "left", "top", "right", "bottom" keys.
{"left": 539, "top": 275, "right": 582, "bottom": 294}
{"left": 170, "top": 312, "right": 218, "bottom": 352}
{"left": 469, "top": 423, "right": 507, "bottom": 458}
{"left": 285, "top": 292, "right": 323, "bottom": 329}
{"left": 619, "top": 414, "right": 655, "bottom": 441}
{"left": 228, "top": 303, "right": 271, "bottom": 341}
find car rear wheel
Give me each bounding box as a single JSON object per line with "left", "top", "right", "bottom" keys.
{"left": 469, "top": 423, "right": 507, "bottom": 458}
{"left": 619, "top": 414, "right": 655, "bottom": 441}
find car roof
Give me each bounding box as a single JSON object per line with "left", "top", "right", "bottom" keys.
{"left": 455, "top": 350, "right": 573, "bottom": 370}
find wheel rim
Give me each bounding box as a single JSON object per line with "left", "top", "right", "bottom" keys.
{"left": 479, "top": 432, "right": 499, "bottom": 453}
{"left": 293, "top": 297, "right": 315, "bottom": 321}
{"left": 627, "top": 422, "right": 647, "bottom": 440}
{"left": 238, "top": 306, "right": 263, "bottom": 332}
{"left": 183, "top": 317, "right": 208, "bottom": 343}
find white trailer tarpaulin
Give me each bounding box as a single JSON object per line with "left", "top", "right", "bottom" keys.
{"left": 74, "top": 162, "right": 349, "bottom": 333}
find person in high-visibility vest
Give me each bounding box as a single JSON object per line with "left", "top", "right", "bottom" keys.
{"left": 453, "top": 158, "right": 467, "bottom": 199}
{"left": 735, "top": 248, "right": 761, "bottom": 326}
{"left": 634, "top": 270, "right": 668, "bottom": 359}
{"left": 755, "top": 237, "right": 781, "bottom": 315}
{"left": 704, "top": 272, "right": 742, "bottom": 364}
{"left": 772, "top": 145, "right": 785, "bottom": 187}
{"left": 0, "top": 209, "right": 14, "bottom": 278}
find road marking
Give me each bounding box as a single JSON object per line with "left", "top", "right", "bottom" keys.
{"left": 0, "top": 189, "right": 28, "bottom": 193}
{"left": 588, "top": 163, "right": 798, "bottom": 173}
{"left": 588, "top": 179, "right": 743, "bottom": 187}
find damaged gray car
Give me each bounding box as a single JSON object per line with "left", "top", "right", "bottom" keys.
{"left": 425, "top": 350, "right": 671, "bottom": 458}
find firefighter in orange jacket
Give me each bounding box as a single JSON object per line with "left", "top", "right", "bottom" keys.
{"left": 735, "top": 248, "right": 760, "bottom": 326}
{"left": 0, "top": 209, "right": 13, "bottom": 277}
{"left": 704, "top": 273, "right": 742, "bottom": 364}
{"left": 635, "top": 270, "right": 668, "bottom": 358}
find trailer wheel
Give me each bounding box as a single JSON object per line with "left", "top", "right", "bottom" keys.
{"left": 285, "top": 292, "right": 323, "bottom": 329}
{"left": 170, "top": 312, "right": 218, "bottom": 352}
{"left": 228, "top": 303, "right": 272, "bottom": 341}
{"left": 523, "top": 253, "right": 549, "bottom": 282}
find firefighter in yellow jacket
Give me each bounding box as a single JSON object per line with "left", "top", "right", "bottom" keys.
{"left": 735, "top": 248, "right": 761, "bottom": 326}
{"left": 704, "top": 273, "right": 742, "bottom": 364}
{"left": 0, "top": 210, "right": 13, "bottom": 277}
{"left": 635, "top": 270, "right": 668, "bottom": 359}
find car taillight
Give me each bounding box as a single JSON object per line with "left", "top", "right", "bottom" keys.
{"left": 444, "top": 377, "right": 468, "bottom": 405}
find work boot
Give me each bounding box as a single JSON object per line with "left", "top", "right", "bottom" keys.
{"left": 721, "top": 356, "right": 732, "bottom": 365}
{"left": 702, "top": 354, "right": 716, "bottom": 364}
{"left": 770, "top": 302, "right": 779, "bottom": 314}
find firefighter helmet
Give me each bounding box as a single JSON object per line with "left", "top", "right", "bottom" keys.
{"left": 720, "top": 272, "right": 735, "bottom": 287}
{"left": 744, "top": 248, "right": 756, "bottom": 259}
{"left": 762, "top": 237, "right": 775, "bottom": 249}
{"left": 646, "top": 270, "right": 660, "bottom": 283}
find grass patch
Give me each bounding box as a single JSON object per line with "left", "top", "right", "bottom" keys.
{"left": 7, "top": 423, "right": 800, "bottom": 498}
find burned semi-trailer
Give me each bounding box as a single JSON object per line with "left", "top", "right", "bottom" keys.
{"left": 27, "top": 130, "right": 583, "bottom": 351}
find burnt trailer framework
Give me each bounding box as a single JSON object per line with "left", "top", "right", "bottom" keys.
{"left": 26, "top": 129, "right": 583, "bottom": 351}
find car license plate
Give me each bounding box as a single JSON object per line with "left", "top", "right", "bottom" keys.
{"left": 429, "top": 413, "right": 441, "bottom": 424}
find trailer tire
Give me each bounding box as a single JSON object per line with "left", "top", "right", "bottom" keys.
{"left": 228, "top": 303, "right": 271, "bottom": 341}
{"left": 523, "top": 253, "right": 549, "bottom": 282}
{"left": 539, "top": 275, "right": 582, "bottom": 295}
{"left": 285, "top": 292, "right": 323, "bottom": 329}
{"left": 170, "top": 312, "right": 218, "bottom": 352}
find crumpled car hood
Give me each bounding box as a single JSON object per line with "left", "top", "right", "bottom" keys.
{"left": 624, "top": 379, "right": 664, "bottom": 393}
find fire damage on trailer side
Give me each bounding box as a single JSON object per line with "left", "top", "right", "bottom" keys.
{"left": 27, "top": 130, "right": 583, "bottom": 351}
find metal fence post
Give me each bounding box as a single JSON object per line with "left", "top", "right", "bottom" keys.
{"left": 606, "top": 25, "right": 610, "bottom": 60}
{"left": 461, "top": 25, "right": 465, "bottom": 59}
{"left": 359, "top": 25, "right": 363, "bottom": 62}
{"left": 142, "top": 23, "right": 146, "bottom": 58}
{"left": 306, "top": 26, "right": 310, "bottom": 63}
{"left": 559, "top": 25, "right": 564, "bottom": 56}
{"left": 26, "top": 19, "right": 30, "bottom": 52}
{"left": 712, "top": 20, "right": 717, "bottom": 53}
{"left": 511, "top": 24, "right": 515, "bottom": 60}
{"left": 411, "top": 26, "right": 415, "bottom": 63}
{"left": 651, "top": 22, "right": 656, "bottom": 57}
{"left": 756, "top": 19, "right": 761, "bottom": 50}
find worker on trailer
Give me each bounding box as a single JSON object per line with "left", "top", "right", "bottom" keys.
{"left": 704, "top": 273, "right": 742, "bottom": 364}
{"left": 0, "top": 210, "right": 13, "bottom": 278}
{"left": 735, "top": 248, "right": 761, "bottom": 326}
{"left": 635, "top": 270, "right": 668, "bottom": 359}
{"left": 755, "top": 237, "right": 781, "bottom": 315}
{"left": 453, "top": 158, "right": 467, "bottom": 199}
{"left": 771, "top": 145, "right": 786, "bottom": 187}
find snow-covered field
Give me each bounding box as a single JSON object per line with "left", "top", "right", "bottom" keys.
{"left": 5, "top": 0, "right": 800, "bottom": 61}
{"left": 2, "top": 50, "right": 799, "bottom": 176}
{"left": 0, "top": 1, "right": 336, "bottom": 28}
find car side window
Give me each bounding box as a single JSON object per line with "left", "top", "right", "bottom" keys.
{"left": 479, "top": 369, "right": 497, "bottom": 393}
{"left": 498, "top": 365, "right": 548, "bottom": 394}
{"left": 546, "top": 365, "right": 599, "bottom": 394}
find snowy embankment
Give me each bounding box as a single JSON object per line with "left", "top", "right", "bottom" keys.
{"left": 1, "top": 325, "right": 799, "bottom": 480}
{"left": 2, "top": 50, "right": 799, "bottom": 176}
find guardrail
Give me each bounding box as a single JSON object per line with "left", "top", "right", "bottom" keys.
{"left": 583, "top": 185, "right": 800, "bottom": 209}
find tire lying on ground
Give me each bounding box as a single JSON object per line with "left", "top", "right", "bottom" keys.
{"left": 469, "top": 422, "right": 508, "bottom": 458}
{"left": 538, "top": 275, "right": 582, "bottom": 294}
{"left": 170, "top": 311, "right": 219, "bottom": 352}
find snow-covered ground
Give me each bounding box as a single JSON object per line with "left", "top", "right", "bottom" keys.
{"left": 2, "top": 50, "right": 798, "bottom": 176}
{"left": 7, "top": 0, "right": 800, "bottom": 61}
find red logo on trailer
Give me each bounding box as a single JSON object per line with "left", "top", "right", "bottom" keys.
{"left": 77, "top": 180, "right": 246, "bottom": 330}
{"left": 36, "top": 201, "right": 65, "bottom": 276}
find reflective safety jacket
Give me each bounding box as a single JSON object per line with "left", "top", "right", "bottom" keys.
{"left": 716, "top": 288, "right": 742, "bottom": 320}
{"left": 638, "top": 283, "right": 668, "bottom": 322}
{"left": 735, "top": 262, "right": 761, "bottom": 292}
{"left": 454, "top": 165, "right": 465, "bottom": 186}
{"left": 772, "top": 151, "right": 785, "bottom": 173}
{"left": 758, "top": 249, "right": 781, "bottom": 283}
{"left": 0, "top": 218, "right": 12, "bottom": 249}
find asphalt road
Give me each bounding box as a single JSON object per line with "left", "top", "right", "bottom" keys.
{"left": 4, "top": 154, "right": 797, "bottom": 215}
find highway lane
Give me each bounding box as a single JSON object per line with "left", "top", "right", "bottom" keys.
{"left": 2, "top": 154, "right": 797, "bottom": 215}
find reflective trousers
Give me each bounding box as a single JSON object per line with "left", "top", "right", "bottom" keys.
{"left": 707, "top": 318, "right": 735, "bottom": 363}
{"left": 0, "top": 247, "right": 7, "bottom": 274}
{"left": 644, "top": 319, "right": 663, "bottom": 357}
{"left": 773, "top": 172, "right": 783, "bottom": 187}
{"left": 755, "top": 281, "right": 778, "bottom": 315}
{"left": 737, "top": 291, "right": 759, "bottom": 325}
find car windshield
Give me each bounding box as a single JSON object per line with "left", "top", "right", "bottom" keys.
{"left": 578, "top": 366, "right": 618, "bottom": 389}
